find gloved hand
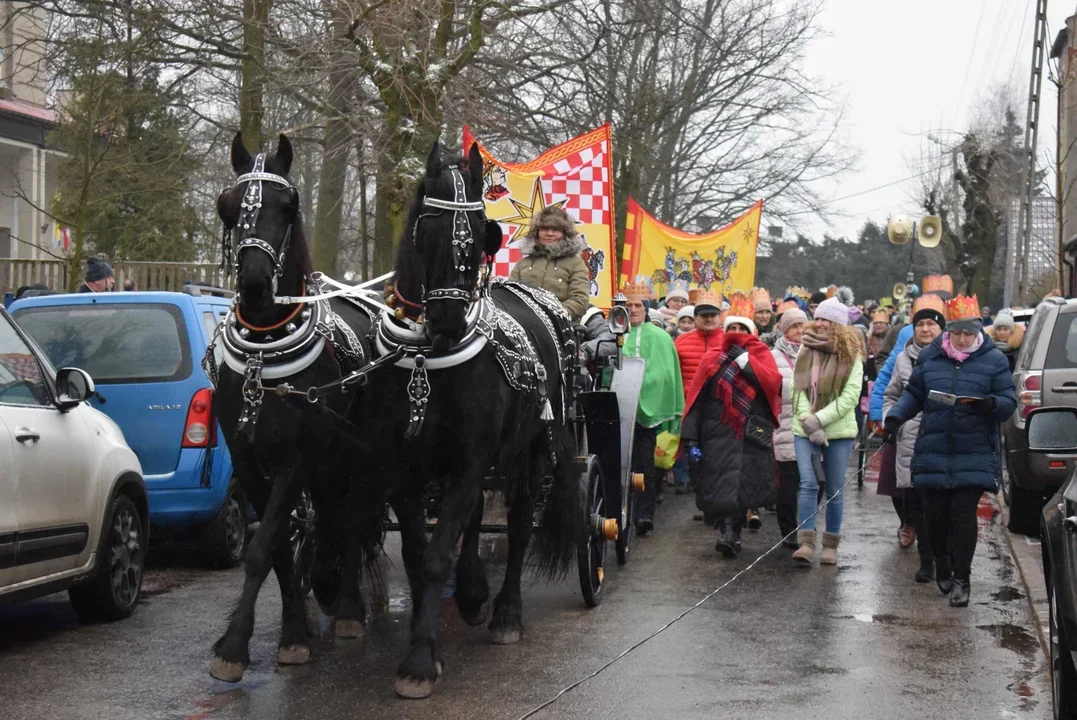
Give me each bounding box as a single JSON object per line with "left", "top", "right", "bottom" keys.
{"left": 687, "top": 444, "right": 703, "bottom": 463}
{"left": 882, "top": 416, "right": 900, "bottom": 445}
{"left": 964, "top": 396, "right": 997, "bottom": 415}
{"left": 799, "top": 414, "right": 827, "bottom": 447}
{"left": 726, "top": 344, "right": 745, "bottom": 362}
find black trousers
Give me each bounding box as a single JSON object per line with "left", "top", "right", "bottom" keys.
{"left": 923, "top": 487, "right": 983, "bottom": 580}
{"left": 776, "top": 461, "right": 799, "bottom": 539}
{"left": 632, "top": 424, "right": 659, "bottom": 523}
{"left": 905, "top": 489, "right": 931, "bottom": 559}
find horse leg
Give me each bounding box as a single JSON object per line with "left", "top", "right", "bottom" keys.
{"left": 272, "top": 526, "right": 313, "bottom": 665}
{"left": 211, "top": 468, "right": 302, "bottom": 682}
{"left": 488, "top": 467, "right": 537, "bottom": 646}
{"left": 393, "top": 479, "right": 482, "bottom": 699}
{"left": 391, "top": 494, "right": 428, "bottom": 630}
{"left": 454, "top": 494, "right": 491, "bottom": 627}
{"left": 334, "top": 531, "right": 368, "bottom": 639}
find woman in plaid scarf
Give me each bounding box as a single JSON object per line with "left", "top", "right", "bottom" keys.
{"left": 682, "top": 317, "right": 781, "bottom": 558}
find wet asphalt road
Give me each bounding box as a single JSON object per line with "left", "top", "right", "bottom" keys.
{"left": 0, "top": 460, "right": 1051, "bottom": 720}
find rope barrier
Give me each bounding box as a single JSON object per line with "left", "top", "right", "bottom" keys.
{"left": 513, "top": 444, "right": 885, "bottom": 720}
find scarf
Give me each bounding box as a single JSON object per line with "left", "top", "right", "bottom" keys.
{"left": 942, "top": 331, "right": 984, "bottom": 362}
{"left": 624, "top": 321, "right": 684, "bottom": 429}
{"left": 684, "top": 333, "right": 783, "bottom": 438}
{"left": 774, "top": 335, "right": 800, "bottom": 368}
{"left": 793, "top": 328, "right": 852, "bottom": 412}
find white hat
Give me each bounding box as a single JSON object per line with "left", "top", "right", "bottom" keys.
{"left": 814, "top": 296, "right": 850, "bottom": 326}
{"left": 676, "top": 305, "right": 695, "bottom": 321}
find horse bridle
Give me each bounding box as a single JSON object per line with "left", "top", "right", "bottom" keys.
{"left": 231, "top": 153, "right": 297, "bottom": 282}
{"left": 405, "top": 166, "right": 487, "bottom": 312}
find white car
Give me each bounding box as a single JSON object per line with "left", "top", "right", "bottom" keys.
{"left": 0, "top": 306, "right": 147, "bottom": 620}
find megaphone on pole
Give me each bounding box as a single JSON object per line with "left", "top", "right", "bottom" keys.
{"left": 918, "top": 216, "right": 942, "bottom": 248}
{"left": 888, "top": 215, "right": 913, "bottom": 245}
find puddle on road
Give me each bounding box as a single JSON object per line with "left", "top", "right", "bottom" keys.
{"left": 992, "top": 586, "right": 1026, "bottom": 602}
{"left": 977, "top": 623, "right": 1039, "bottom": 656}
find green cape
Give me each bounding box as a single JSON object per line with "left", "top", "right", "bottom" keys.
{"left": 623, "top": 322, "right": 684, "bottom": 430}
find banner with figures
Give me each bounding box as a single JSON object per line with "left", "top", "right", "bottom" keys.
{"left": 620, "top": 198, "right": 763, "bottom": 298}
{"left": 462, "top": 124, "right": 616, "bottom": 308}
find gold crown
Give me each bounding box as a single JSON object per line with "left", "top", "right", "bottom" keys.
{"left": 694, "top": 289, "right": 723, "bottom": 310}
{"left": 727, "top": 291, "right": 756, "bottom": 321}
{"left": 777, "top": 299, "right": 800, "bottom": 314}
{"left": 946, "top": 294, "right": 980, "bottom": 321}
{"left": 620, "top": 281, "right": 653, "bottom": 302}
{"left": 785, "top": 286, "right": 810, "bottom": 301}
{"left": 922, "top": 274, "right": 954, "bottom": 295}
{"left": 912, "top": 293, "right": 948, "bottom": 318}
{"left": 750, "top": 286, "right": 771, "bottom": 309}
{"left": 871, "top": 308, "right": 891, "bottom": 323}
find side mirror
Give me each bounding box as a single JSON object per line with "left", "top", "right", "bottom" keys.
{"left": 55, "top": 367, "right": 95, "bottom": 411}
{"left": 1026, "top": 407, "right": 1077, "bottom": 452}
{"left": 608, "top": 305, "right": 630, "bottom": 336}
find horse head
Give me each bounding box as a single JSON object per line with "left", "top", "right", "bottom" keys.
{"left": 218, "top": 132, "right": 308, "bottom": 321}
{"left": 395, "top": 141, "right": 502, "bottom": 352}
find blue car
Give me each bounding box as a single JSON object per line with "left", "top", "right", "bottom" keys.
{"left": 9, "top": 287, "right": 248, "bottom": 567}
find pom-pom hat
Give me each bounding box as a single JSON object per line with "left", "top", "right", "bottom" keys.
{"left": 813, "top": 296, "right": 850, "bottom": 326}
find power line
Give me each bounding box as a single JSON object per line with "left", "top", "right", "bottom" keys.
{"left": 948, "top": 1, "right": 990, "bottom": 134}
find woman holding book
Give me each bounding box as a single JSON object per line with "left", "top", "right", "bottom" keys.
{"left": 883, "top": 295, "right": 1016, "bottom": 608}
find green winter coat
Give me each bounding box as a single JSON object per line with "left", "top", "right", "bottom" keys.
{"left": 508, "top": 234, "right": 591, "bottom": 321}
{"left": 792, "top": 356, "right": 864, "bottom": 441}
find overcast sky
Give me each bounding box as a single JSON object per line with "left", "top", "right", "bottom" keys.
{"left": 798, "top": 0, "right": 1070, "bottom": 242}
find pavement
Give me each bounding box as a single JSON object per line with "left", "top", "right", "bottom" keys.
{"left": 0, "top": 456, "right": 1052, "bottom": 720}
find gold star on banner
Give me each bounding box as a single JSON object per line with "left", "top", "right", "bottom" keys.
{"left": 496, "top": 178, "right": 568, "bottom": 242}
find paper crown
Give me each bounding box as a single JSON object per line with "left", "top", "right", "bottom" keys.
{"left": 750, "top": 287, "right": 772, "bottom": 310}
{"left": 786, "top": 286, "right": 810, "bottom": 301}
{"left": 871, "top": 308, "right": 891, "bottom": 323}
{"left": 777, "top": 299, "right": 800, "bottom": 314}
{"left": 727, "top": 291, "right": 756, "bottom": 322}
{"left": 912, "top": 292, "right": 948, "bottom": 318}
{"left": 826, "top": 285, "right": 838, "bottom": 299}
{"left": 922, "top": 274, "right": 954, "bottom": 295}
{"left": 694, "top": 289, "right": 723, "bottom": 311}
{"left": 621, "top": 281, "right": 654, "bottom": 302}
{"left": 667, "top": 279, "right": 690, "bottom": 299}
{"left": 688, "top": 288, "right": 700, "bottom": 304}
{"left": 946, "top": 294, "right": 980, "bottom": 321}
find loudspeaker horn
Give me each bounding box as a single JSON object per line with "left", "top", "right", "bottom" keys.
{"left": 918, "top": 215, "right": 942, "bottom": 248}
{"left": 893, "top": 282, "right": 907, "bottom": 301}
{"left": 888, "top": 215, "right": 913, "bottom": 245}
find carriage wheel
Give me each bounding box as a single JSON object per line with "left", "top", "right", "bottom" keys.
{"left": 290, "top": 488, "right": 316, "bottom": 598}
{"left": 578, "top": 456, "right": 613, "bottom": 608}
{"left": 615, "top": 476, "right": 637, "bottom": 567}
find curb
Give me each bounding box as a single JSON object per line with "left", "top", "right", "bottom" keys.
{"left": 994, "top": 493, "right": 1050, "bottom": 658}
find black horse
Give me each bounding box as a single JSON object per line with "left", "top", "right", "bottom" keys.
{"left": 208, "top": 133, "right": 383, "bottom": 682}
{"left": 348, "top": 142, "right": 584, "bottom": 698}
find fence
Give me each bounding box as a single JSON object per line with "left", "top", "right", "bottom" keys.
{"left": 0, "top": 259, "right": 234, "bottom": 294}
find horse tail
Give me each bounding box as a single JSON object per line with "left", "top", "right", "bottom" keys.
{"left": 529, "top": 423, "right": 585, "bottom": 581}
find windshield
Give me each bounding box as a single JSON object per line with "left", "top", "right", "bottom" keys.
{"left": 14, "top": 303, "right": 191, "bottom": 384}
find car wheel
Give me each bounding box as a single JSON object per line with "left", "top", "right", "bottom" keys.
{"left": 1051, "top": 580, "right": 1077, "bottom": 718}
{"left": 1008, "top": 479, "right": 1045, "bottom": 536}
{"left": 202, "top": 480, "right": 248, "bottom": 569}
{"left": 69, "top": 495, "right": 144, "bottom": 622}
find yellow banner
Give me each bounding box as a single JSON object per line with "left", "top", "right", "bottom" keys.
{"left": 622, "top": 198, "right": 762, "bottom": 297}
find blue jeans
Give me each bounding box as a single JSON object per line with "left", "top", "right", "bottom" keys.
{"left": 672, "top": 455, "right": 690, "bottom": 486}
{"left": 794, "top": 436, "right": 854, "bottom": 533}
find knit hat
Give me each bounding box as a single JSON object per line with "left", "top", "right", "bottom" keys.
{"left": 723, "top": 292, "right": 757, "bottom": 334}
{"left": 86, "top": 257, "right": 113, "bottom": 282}
{"left": 809, "top": 291, "right": 827, "bottom": 305}
{"left": 778, "top": 308, "right": 808, "bottom": 334}
{"left": 911, "top": 308, "right": 946, "bottom": 330}
{"left": 813, "top": 296, "right": 850, "bottom": 326}
{"left": 665, "top": 283, "right": 690, "bottom": 304}
{"left": 993, "top": 309, "right": 1015, "bottom": 330}
{"left": 676, "top": 305, "right": 696, "bottom": 321}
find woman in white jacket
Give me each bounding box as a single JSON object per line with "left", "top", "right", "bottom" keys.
{"left": 770, "top": 308, "right": 808, "bottom": 548}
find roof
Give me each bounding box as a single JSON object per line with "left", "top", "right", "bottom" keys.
{"left": 0, "top": 97, "right": 56, "bottom": 125}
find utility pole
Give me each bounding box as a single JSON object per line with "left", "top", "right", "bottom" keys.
{"left": 1016, "top": 0, "right": 1049, "bottom": 303}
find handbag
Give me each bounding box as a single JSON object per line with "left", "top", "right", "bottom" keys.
{"left": 654, "top": 430, "right": 680, "bottom": 470}
{"left": 743, "top": 413, "right": 773, "bottom": 450}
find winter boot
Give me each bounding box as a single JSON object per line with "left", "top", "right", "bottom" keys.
{"left": 792, "top": 530, "right": 816, "bottom": 566}
{"left": 915, "top": 556, "right": 936, "bottom": 584}
{"left": 821, "top": 532, "right": 841, "bottom": 565}
{"left": 715, "top": 525, "right": 737, "bottom": 558}
{"left": 950, "top": 578, "right": 970, "bottom": 607}
{"left": 935, "top": 556, "right": 953, "bottom": 595}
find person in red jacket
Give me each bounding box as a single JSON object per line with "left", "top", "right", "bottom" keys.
{"left": 675, "top": 289, "right": 725, "bottom": 391}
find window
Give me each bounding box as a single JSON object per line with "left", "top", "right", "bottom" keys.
{"left": 0, "top": 314, "right": 49, "bottom": 406}
{"left": 14, "top": 304, "right": 191, "bottom": 384}
{"left": 1018, "top": 305, "right": 1052, "bottom": 372}
{"left": 202, "top": 312, "right": 223, "bottom": 368}
{"left": 1046, "top": 312, "right": 1077, "bottom": 370}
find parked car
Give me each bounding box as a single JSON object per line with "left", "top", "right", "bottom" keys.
{"left": 0, "top": 305, "right": 147, "bottom": 619}
{"left": 9, "top": 287, "right": 247, "bottom": 567}
{"left": 1002, "top": 299, "right": 1077, "bottom": 535}
{"left": 1032, "top": 406, "right": 1077, "bottom": 718}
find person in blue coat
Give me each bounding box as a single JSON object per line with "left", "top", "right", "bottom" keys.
{"left": 883, "top": 296, "right": 1017, "bottom": 608}
{"left": 869, "top": 323, "right": 914, "bottom": 422}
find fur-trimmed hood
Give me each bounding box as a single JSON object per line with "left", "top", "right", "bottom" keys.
{"left": 518, "top": 230, "right": 587, "bottom": 260}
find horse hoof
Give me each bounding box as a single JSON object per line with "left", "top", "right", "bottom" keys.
{"left": 209, "top": 657, "right": 246, "bottom": 683}
{"left": 276, "top": 645, "right": 311, "bottom": 665}
{"left": 335, "top": 619, "right": 365, "bottom": 639}
{"left": 394, "top": 675, "right": 436, "bottom": 699}
{"left": 489, "top": 628, "right": 521, "bottom": 645}
{"left": 459, "top": 599, "right": 492, "bottom": 627}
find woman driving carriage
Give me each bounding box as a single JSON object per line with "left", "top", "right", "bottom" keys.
{"left": 509, "top": 207, "right": 590, "bottom": 322}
